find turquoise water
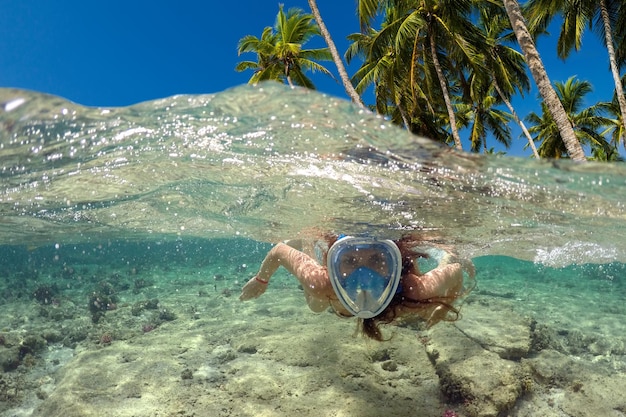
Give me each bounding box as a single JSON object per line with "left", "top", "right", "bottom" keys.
{"left": 1, "top": 83, "right": 626, "bottom": 417}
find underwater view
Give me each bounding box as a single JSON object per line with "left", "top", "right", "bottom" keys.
{"left": 1, "top": 83, "right": 625, "bottom": 417}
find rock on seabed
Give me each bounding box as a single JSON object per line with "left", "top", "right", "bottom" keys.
{"left": 425, "top": 302, "right": 532, "bottom": 417}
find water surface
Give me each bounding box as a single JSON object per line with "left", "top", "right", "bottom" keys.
{"left": 2, "top": 83, "right": 624, "bottom": 265}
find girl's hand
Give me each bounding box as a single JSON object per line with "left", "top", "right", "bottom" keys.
{"left": 239, "top": 276, "right": 268, "bottom": 301}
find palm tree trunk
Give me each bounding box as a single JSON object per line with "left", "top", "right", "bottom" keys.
{"left": 395, "top": 95, "right": 411, "bottom": 129}
{"left": 599, "top": 0, "right": 626, "bottom": 146}
{"left": 410, "top": 28, "right": 422, "bottom": 113}
{"left": 307, "top": 0, "right": 366, "bottom": 108}
{"left": 429, "top": 30, "right": 463, "bottom": 150}
{"left": 503, "top": 0, "right": 586, "bottom": 161}
{"left": 492, "top": 78, "right": 540, "bottom": 159}
{"left": 284, "top": 65, "right": 295, "bottom": 88}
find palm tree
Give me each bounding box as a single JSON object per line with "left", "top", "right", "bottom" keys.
{"left": 525, "top": 0, "right": 626, "bottom": 146}
{"left": 346, "top": 4, "right": 439, "bottom": 135}
{"left": 346, "top": 3, "right": 444, "bottom": 140}
{"left": 475, "top": 5, "right": 540, "bottom": 158}
{"left": 600, "top": 95, "right": 626, "bottom": 150}
{"left": 455, "top": 75, "right": 513, "bottom": 153}
{"left": 598, "top": 78, "right": 626, "bottom": 158}
{"left": 597, "top": 0, "right": 626, "bottom": 142}
{"left": 503, "top": 0, "right": 586, "bottom": 161}
{"left": 525, "top": 103, "right": 564, "bottom": 158}
{"left": 346, "top": 28, "right": 410, "bottom": 123}
{"left": 614, "top": 3, "right": 626, "bottom": 66}
{"left": 235, "top": 27, "right": 282, "bottom": 84}
{"left": 307, "top": 0, "right": 366, "bottom": 107}
{"left": 526, "top": 77, "right": 611, "bottom": 159}
{"left": 421, "top": 0, "right": 488, "bottom": 151}
{"left": 354, "top": 0, "right": 488, "bottom": 151}
{"left": 236, "top": 5, "right": 334, "bottom": 89}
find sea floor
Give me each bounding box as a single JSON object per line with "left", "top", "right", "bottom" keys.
{"left": 0, "top": 245, "right": 625, "bottom": 417}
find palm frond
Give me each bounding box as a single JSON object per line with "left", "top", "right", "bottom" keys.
{"left": 357, "top": 0, "right": 384, "bottom": 31}
{"left": 289, "top": 68, "right": 316, "bottom": 89}
{"left": 235, "top": 61, "right": 260, "bottom": 72}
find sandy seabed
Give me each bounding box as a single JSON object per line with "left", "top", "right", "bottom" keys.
{"left": 1, "top": 258, "right": 625, "bottom": 417}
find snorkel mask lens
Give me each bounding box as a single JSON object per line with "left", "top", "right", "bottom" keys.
{"left": 327, "top": 237, "right": 402, "bottom": 319}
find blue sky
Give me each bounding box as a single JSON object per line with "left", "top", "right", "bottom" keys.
{"left": 0, "top": 0, "right": 619, "bottom": 157}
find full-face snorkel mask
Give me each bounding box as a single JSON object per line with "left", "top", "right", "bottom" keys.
{"left": 327, "top": 237, "right": 402, "bottom": 319}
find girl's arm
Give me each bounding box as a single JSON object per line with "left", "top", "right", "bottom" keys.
{"left": 399, "top": 262, "right": 466, "bottom": 325}
{"left": 239, "top": 242, "right": 333, "bottom": 304}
